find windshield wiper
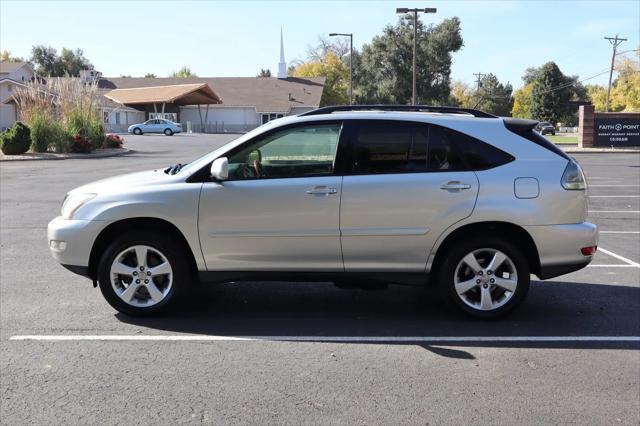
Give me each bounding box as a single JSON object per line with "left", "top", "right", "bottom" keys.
{"left": 164, "top": 163, "right": 184, "bottom": 175}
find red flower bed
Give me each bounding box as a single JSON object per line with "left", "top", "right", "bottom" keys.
{"left": 69, "top": 134, "right": 93, "bottom": 154}
{"left": 103, "top": 133, "right": 124, "bottom": 149}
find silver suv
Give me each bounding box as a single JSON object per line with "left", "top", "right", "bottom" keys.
{"left": 48, "top": 105, "right": 598, "bottom": 318}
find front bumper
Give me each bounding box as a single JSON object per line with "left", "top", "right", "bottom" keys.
{"left": 47, "top": 216, "right": 105, "bottom": 270}
{"left": 524, "top": 222, "right": 598, "bottom": 279}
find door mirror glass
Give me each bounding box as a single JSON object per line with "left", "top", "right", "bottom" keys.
{"left": 210, "top": 157, "right": 229, "bottom": 181}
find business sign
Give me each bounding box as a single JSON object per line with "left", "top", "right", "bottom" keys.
{"left": 594, "top": 117, "right": 640, "bottom": 147}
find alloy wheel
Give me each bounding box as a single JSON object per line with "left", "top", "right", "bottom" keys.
{"left": 110, "top": 245, "right": 173, "bottom": 307}
{"left": 453, "top": 248, "right": 518, "bottom": 311}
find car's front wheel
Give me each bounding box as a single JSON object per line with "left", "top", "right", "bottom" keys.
{"left": 97, "top": 231, "right": 189, "bottom": 316}
{"left": 164, "top": 128, "right": 173, "bottom": 136}
{"left": 438, "top": 237, "right": 530, "bottom": 318}
{"left": 133, "top": 128, "right": 142, "bottom": 135}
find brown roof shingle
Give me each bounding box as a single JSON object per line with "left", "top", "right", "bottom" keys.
{"left": 99, "top": 76, "right": 324, "bottom": 113}
{"left": 104, "top": 83, "right": 221, "bottom": 105}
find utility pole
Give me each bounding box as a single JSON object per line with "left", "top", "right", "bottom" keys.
{"left": 604, "top": 34, "right": 627, "bottom": 112}
{"left": 473, "top": 72, "right": 486, "bottom": 92}
{"left": 396, "top": 7, "right": 437, "bottom": 105}
{"left": 329, "top": 32, "right": 353, "bottom": 105}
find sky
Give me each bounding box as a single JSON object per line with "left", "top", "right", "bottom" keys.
{"left": 1, "top": 0, "right": 638, "bottom": 89}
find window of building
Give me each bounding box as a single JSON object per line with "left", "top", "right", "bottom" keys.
{"left": 227, "top": 123, "right": 341, "bottom": 179}
{"left": 115, "top": 112, "right": 121, "bottom": 125}
{"left": 103, "top": 111, "right": 109, "bottom": 123}
{"left": 261, "top": 113, "right": 284, "bottom": 125}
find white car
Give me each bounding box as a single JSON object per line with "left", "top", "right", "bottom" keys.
{"left": 128, "top": 119, "right": 181, "bottom": 136}
{"left": 48, "top": 105, "right": 597, "bottom": 318}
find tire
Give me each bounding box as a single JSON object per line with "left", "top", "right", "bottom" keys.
{"left": 97, "top": 231, "right": 190, "bottom": 316}
{"left": 164, "top": 128, "right": 173, "bottom": 136}
{"left": 438, "top": 236, "right": 530, "bottom": 319}
{"left": 133, "top": 128, "right": 142, "bottom": 135}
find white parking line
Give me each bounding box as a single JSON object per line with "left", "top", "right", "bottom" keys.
{"left": 589, "top": 195, "right": 640, "bottom": 198}
{"left": 588, "top": 211, "right": 640, "bottom": 213}
{"left": 598, "top": 247, "right": 640, "bottom": 267}
{"left": 600, "top": 231, "right": 640, "bottom": 234}
{"left": 8, "top": 335, "right": 640, "bottom": 343}
{"left": 587, "top": 264, "right": 638, "bottom": 267}
{"left": 589, "top": 185, "right": 640, "bottom": 187}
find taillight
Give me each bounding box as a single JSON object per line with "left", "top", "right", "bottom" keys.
{"left": 561, "top": 160, "right": 586, "bottom": 190}
{"left": 581, "top": 246, "right": 597, "bottom": 256}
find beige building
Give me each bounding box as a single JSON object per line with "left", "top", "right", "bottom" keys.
{"left": 0, "top": 62, "right": 34, "bottom": 130}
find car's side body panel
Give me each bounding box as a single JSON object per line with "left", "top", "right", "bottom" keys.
{"left": 340, "top": 171, "right": 479, "bottom": 271}
{"left": 198, "top": 176, "right": 343, "bottom": 271}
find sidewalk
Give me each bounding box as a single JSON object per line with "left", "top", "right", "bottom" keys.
{"left": 0, "top": 148, "right": 131, "bottom": 161}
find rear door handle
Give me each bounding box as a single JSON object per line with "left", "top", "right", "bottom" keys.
{"left": 305, "top": 186, "right": 338, "bottom": 195}
{"left": 440, "top": 181, "right": 471, "bottom": 191}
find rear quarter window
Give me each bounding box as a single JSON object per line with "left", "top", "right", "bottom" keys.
{"left": 428, "top": 124, "right": 515, "bottom": 171}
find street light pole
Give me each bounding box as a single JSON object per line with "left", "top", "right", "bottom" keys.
{"left": 329, "top": 32, "right": 353, "bottom": 105}
{"left": 396, "top": 7, "right": 437, "bottom": 105}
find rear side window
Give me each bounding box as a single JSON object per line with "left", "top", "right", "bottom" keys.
{"left": 348, "top": 120, "right": 513, "bottom": 174}
{"left": 351, "top": 121, "right": 428, "bottom": 174}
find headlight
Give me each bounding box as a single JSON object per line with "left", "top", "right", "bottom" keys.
{"left": 61, "top": 193, "right": 97, "bottom": 219}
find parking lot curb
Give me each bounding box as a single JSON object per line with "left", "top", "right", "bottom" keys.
{"left": 0, "top": 148, "right": 132, "bottom": 162}
{"left": 561, "top": 147, "right": 640, "bottom": 154}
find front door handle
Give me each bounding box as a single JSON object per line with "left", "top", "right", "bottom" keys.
{"left": 440, "top": 181, "right": 471, "bottom": 191}
{"left": 306, "top": 186, "right": 338, "bottom": 195}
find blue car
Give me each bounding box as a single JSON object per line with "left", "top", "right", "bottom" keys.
{"left": 128, "top": 119, "right": 182, "bottom": 136}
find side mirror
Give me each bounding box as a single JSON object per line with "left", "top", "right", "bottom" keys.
{"left": 210, "top": 157, "right": 229, "bottom": 181}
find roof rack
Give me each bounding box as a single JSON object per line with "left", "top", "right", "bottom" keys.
{"left": 299, "top": 104, "right": 497, "bottom": 118}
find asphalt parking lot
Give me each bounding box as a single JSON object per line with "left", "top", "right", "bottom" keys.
{"left": 1, "top": 134, "right": 639, "bottom": 425}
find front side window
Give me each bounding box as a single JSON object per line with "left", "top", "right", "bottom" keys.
{"left": 227, "top": 123, "right": 341, "bottom": 180}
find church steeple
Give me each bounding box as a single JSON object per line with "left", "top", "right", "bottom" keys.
{"left": 277, "top": 27, "right": 287, "bottom": 79}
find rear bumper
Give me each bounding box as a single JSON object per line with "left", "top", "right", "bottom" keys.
{"left": 524, "top": 222, "right": 598, "bottom": 279}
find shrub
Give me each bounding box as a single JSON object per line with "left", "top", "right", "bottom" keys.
{"left": 0, "top": 122, "right": 31, "bottom": 155}
{"left": 30, "top": 113, "right": 71, "bottom": 153}
{"left": 103, "top": 133, "right": 124, "bottom": 149}
{"left": 66, "top": 107, "right": 105, "bottom": 150}
{"left": 69, "top": 134, "right": 93, "bottom": 154}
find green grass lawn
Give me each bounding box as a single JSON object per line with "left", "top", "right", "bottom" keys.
{"left": 547, "top": 135, "right": 578, "bottom": 145}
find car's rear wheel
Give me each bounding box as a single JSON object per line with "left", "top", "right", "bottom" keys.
{"left": 97, "top": 231, "right": 189, "bottom": 316}
{"left": 133, "top": 128, "right": 142, "bottom": 135}
{"left": 438, "top": 237, "right": 530, "bottom": 319}
{"left": 164, "top": 128, "right": 173, "bottom": 136}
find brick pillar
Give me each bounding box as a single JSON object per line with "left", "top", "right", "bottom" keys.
{"left": 578, "top": 104, "right": 595, "bottom": 148}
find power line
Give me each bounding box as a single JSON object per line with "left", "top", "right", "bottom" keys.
{"left": 473, "top": 72, "right": 485, "bottom": 92}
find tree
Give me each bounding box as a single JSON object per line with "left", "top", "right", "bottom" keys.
{"left": 450, "top": 80, "right": 474, "bottom": 108}
{"left": 30, "top": 45, "right": 92, "bottom": 77}
{"left": 512, "top": 83, "right": 534, "bottom": 118}
{"left": 170, "top": 66, "right": 197, "bottom": 78}
{"left": 586, "top": 84, "right": 608, "bottom": 111}
{"left": 610, "top": 56, "right": 640, "bottom": 111}
{"left": 256, "top": 69, "right": 271, "bottom": 77}
{"left": 144, "top": 73, "right": 157, "bottom": 78}
{"left": 292, "top": 52, "right": 349, "bottom": 106}
{"left": 1, "top": 50, "right": 24, "bottom": 62}
{"left": 354, "top": 16, "right": 463, "bottom": 104}
{"left": 451, "top": 75, "right": 513, "bottom": 116}
{"left": 307, "top": 36, "right": 350, "bottom": 61}
{"left": 473, "top": 73, "right": 513, "bottom": 116}
{"left": 529, "top": 61, "right": 587, "bottom": 125}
